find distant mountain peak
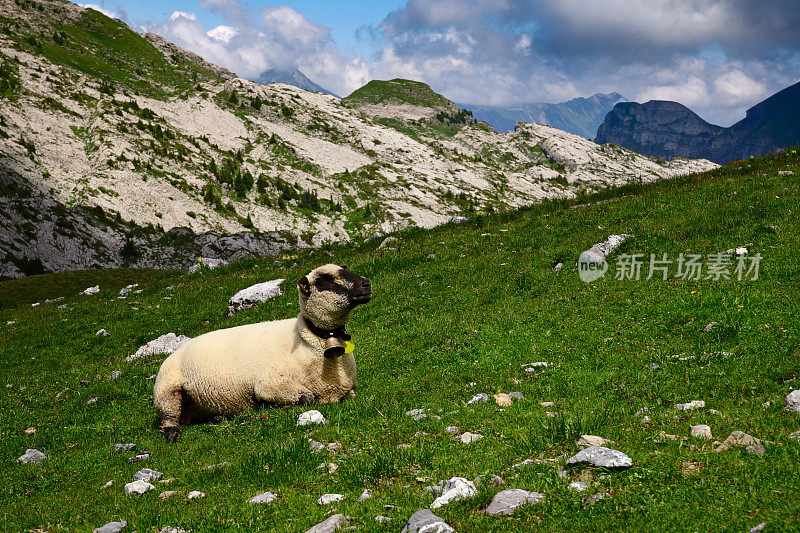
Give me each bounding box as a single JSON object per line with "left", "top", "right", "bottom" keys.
{"left": 252, "top": 68, "right": 337, "bottom": 97}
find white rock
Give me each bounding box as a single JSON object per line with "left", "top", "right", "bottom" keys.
{"left": 124, "top": 480, "right": 154, "bottom": 496}
{"left": 188, "top": 257, "right": 227, "bottom": 273}
{"left": 675, "top": 400, "right": 705, "bottom": 411}
{"left": 445, "top": 426, "right": 460, "bottom": 434}
{"left": 297, "top": 410, "right": 326, "bottom": 426}
{"left": 119, "top": 284, "right": 138, "bottom": 297}
{"left": 102, "top": 480, "right": 113, "bottom": 488}
{"left": 83, "top": 285, "right": 100, "bottom": 295}
{"left": 93, "top": 521, "right": 127, "bottom": 533}
{"left": 450, "top": 216, "right": 469, "bottom": 223}
{"left": 187, "top": 490, "right": 205, "bottom": 499}
{"left": 133, "top": 468, "right": 162, "bottom": 482}
{"left": 227, "top": 279, "right": 284, "bottom": 316}
{"left": 565, "top": 446, "right": 632, "bottom": 469}
{"left": 431, "top": 477, "right": 477, "bottom": 508}
{"left": 784, "top": 390, "right": 800, "bottom": 413}
{"left": 115, "top": 443, "right": 136, "bottom": 451}
{"left": 401, "top": 509, "right": 455, "bottom": 533}
{"left": 459, "top": 432, "right": 483, "bottom": 444}
{"left": 16, "top": 448, "right": 46, "bottom": 463}
{"left": 96, "top": 329, "right": 110, "bottom": 337}
{"left": 690, "top": 425, "right": 712, "bottom": 439}
{"left": 110, "top": 370, "right": 121, "bottom": 380}
{"left": 317, "top": 493, "right": 344, "bottom": 505}
{"left": 789, "top": 431, "right": 800, "bottom": 441}
{"left": 358, "top": 488, "right": 373, "bottom": 502}
{"left": 304, "top": 513, "right": 346, "bottom": 533}
{"left": 378, "top": 236, "right": 398, "bottom": 249}
{"left": 127, "top": 333, "right": 191, "bottom": 361}
{"left": 523, "top": 362, "right": 549, "bottom": 372}
{"left": 569, "top": 481, "right": 588, "bottom": 492}
{"left": 485, "top": 489, "right": 544, "bottom": 515}
{"left": 405, "top": 408, "right": 427, "bottom": 420}
{"left": 248, "top": 491, "right": 277, "bottom": 504}
{"left": 576, "top": 435, "right": 612, "bottom": 448}
{"left": 467, "top": 393, "right": 488, "bottom": 405}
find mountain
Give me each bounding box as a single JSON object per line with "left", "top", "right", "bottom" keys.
{"left": 252, "top": 68, "right": 337, "bottom": 97}
{"left": 0, "top": 0, "right": 716, "bottom": 278}
{"left": 595, "top": 82, "right": 800, "bottom": 164}
{"left": 461, "top": 92, "right": 626, "bottom": 138}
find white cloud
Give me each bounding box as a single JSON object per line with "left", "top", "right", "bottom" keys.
{"left": 207, "top": 25, "right": 237, "bottom": 43}
{"left": 78, "top": 3, "right": 117, "bottom": 19}
{"left": 169, "top": 11, "right": 197, "bottom": 22}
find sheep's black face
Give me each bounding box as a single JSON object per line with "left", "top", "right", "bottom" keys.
{"left": 298, "top": 264, "right": 372, "bottom": 328}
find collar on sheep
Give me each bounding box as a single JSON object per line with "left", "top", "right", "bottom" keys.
{"left": 302, "top": 315, "right": 352, "bottom": 358}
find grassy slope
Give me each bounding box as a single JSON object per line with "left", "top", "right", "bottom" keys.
{"left": 342, "top": 79, "right": 453, "bottom": 108}
{"left": 1, "top": 150, "right": 800, "bottom": 532}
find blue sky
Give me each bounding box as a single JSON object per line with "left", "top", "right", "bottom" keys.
{"left": 90, "top": 0, "right": 800, "bottom": 126}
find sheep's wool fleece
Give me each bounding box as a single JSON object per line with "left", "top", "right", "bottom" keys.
{"left": 154, "top": 314, "right": 355, "bottom": 417}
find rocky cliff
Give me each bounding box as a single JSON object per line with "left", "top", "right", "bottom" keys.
{"left": 595, "top": 82, "right": 800, "bottom": 164}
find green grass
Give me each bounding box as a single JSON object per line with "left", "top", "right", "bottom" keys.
{"left": 2, "top": 149, "right": 800, "bottom": 531}
{"left": 343, "top": 79, "right": 453, "bottom": 109}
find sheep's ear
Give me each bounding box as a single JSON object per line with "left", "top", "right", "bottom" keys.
{"left": 298, "top": 276, "right": 311, "bottom": 296}
{"left": 340, "top": 265, "right": 349, "bottom": 270}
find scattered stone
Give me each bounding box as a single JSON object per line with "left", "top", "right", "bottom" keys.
{"left": 458, "top": 432, "right": 483, "bottom": 444}
{"left": 431, "top": 477, "right": 477, "bottom": 508}
{"left": 102, "top": 480, "right": 113, "bottom": 488}
{"left": 159, "top": 528, "right": 187, "bottom": 533}
{"left": 715, "top": 431, "right": 763, "bottom": 452}
{"left": 406, "top": 408, "right": 427, "bottom": 420}
{"left": 467, "top": 393, "right": 488, "bottom": 405}
{"left": 557, "top": 468, "right": 569, "bottom": 480}
{"left": 565, "top": 446, "right": 632, "bottom": 469}
{"left": 309, "top": 439, "right": 325, "bottom": 453}
{"left": 553, "top": 262, "right": 563, "bottom": 271}
{"left": 127, "top": 333, "right": 191, "bottom": 362}
{"left": 16, "top": 448, "right": 46, "bottom": 463}
{"left": 778, "top": 170, "right": 795, "bottom": 176}
{"left": 375, "top": 515, "right": 392, "bottom": 523}
{"left": 523, "top": 362, "right": 549, "bottom": 372}
{"left": 115, "top": 443, "right": 136, "bottom": 452}
{"left": 378, "top": 237, "right": 398, "bottom": 249}
{"left": 317, "top": 493, "right": 344, "bottom": 505}
{"left": 87, "top": 396, "right": 98, "bottom": 405}
{"left": 450, "top": 216, "right": 469, "bottom": 223}
{"left": 583, "top": 492, "right": 608, "bottom": 507}
{"left": 119, "top": 284, "right": 138, "bottom": 297}
{"left": 426, "top": 254, "right": 436, "bottom": 260}
{"left": 724, "top": 247, "right": 748, "bottom": 255}
{"left": 413, "top": 431, "right": 428, "bottom": 437}
{"left": 297, "top": 410, "right": 326, "bottom": 426}
{"left": 133, "top": 468, "right": 162, "bottom": 482}
{"left": 96, "top": 329, "right": 110, "bottom": 337}
{"left": 675, "top": 400, "right": 705, "bottom": 411}
{"left": 746, "top": 444, "right": 766, "bottom": 456}
{"left": 445, "top": 426, "right": 460, "bottom": 434}
{"left": 508, "top": 391, "right": 524, "bottom": 400}
{"left": 485, "top": 489, "right": 544, "bottom": 515}
{"left": 789, "top": 431, "right": 800, "bottom": 441}
{"left": 188, "top": 257, "right": 227, "bottom": 273}
{"left": 576, "top": 435, "right": 612, "bottom": 448}
{"left": 204, "top": 461, "right": 231, "bottom": 470}
{"left": 159, "top": 478, "right": 175, "bottom": 484}
{"left": 248, "top": 491, "right": 277, "bottom": 504}
{"left": 494, "top": 393, "right": 512, "bottom": 407}
{"left": 569, "top": 481, "right": 588, "bottom": 492}
{"left": 110, "top": 370, "right": 121, "bottom": 380}
{"left": 24, "top": 427, "right": 36, "bottom": 435}
{"left": 702, "top": 322, "right": 718, "bottom": 332}
{"left": 83, "top": 285, "right": 100, "bottom": 295}
{"left": 128, "top": 451, "right": 150, "bottom": 462}
{"left": 124, "top": 480, "right": 154, "bottom": 496}
{"left": 187, "top": 490, "right": 205, "bottom": 499}
{"left": 762, "top": 400, "right": 773, "bottom": 408}
{"left": 304, "top": 513, "right": 346, "bottom": 533}
{"left": 690, "top": 425, "right": 712, "bottom": 439}
{"left": 540, "top": 401, "right": 555, "bottom": 407}
{"left": 784, "top": 390, "right": 800, "bottom": 413}
{"left": 512, "top": 458, "right": 535, "bottom": 469}
{"left": 227, "top": 279, "right": 285, "bottom": 316}
{"left": 358, "top": 488, "right": 373, "bottom": 502}
{"left": 750, "top": 522, "right": 767, "bottom": 533}
{"left": 317, "top": 462, "right": 338, "bottom": 474}
{"left": 401, "top": 509, "right": 455, "bottom": 533}
{"left": 159, "top": 490, "right": 180, "bottom": 501}
{"left": 93, "top": 521, "right": 127, "bottom": 533}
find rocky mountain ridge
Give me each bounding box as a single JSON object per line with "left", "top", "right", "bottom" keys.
{"left": 595, "top": 82, "right": 800, "bottom": 164}
{"left": 0, "top": 0, "right": 717, "bottom": 277}
{"left": 463, "top": 93, "right": 625, "bottom": 138}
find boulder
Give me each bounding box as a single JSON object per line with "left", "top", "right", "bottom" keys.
{"left": 16, "top": 448, "right": 46, "bottom": 464}
{"left": 127, "top": 333, "right": 191, "bottom": 362}
{"left": 565, "top": 446, "right": 632, "bottom": 469}
{"left": 401, "top": 509, "right": 455, "bottom": 533}
{"left": 485, "top": 489, "right": 544, "bottom": 515}
{"left": 431, "top": 477, "right": 477, "bottom": 508}
{"left": 93, "top": 521, "right": 127, "bottom": 533}
{"left": 304, "top": 514, "right": 346, "bottom": 533}
{"left": 227, "top": 279, "right": 284, "bottom": 316}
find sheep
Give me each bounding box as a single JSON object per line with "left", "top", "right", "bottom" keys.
{"left": 153, "top": 264, "right": 372, "bottom": 442}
